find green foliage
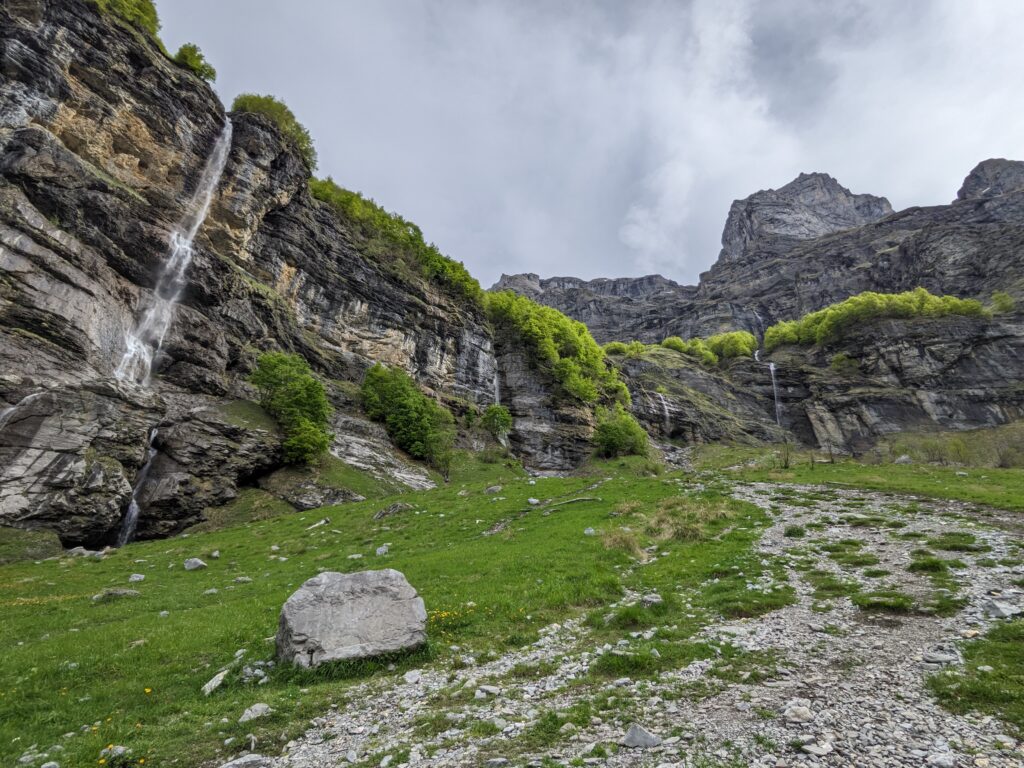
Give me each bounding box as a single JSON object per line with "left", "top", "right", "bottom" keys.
{"left": 603, "top": 341, "right": 629, "bottom": 355}
{"left": 361, "top": 364, "right": 456, "bottom": 478}
{"left": 593, "top": 403, "right": 649, "bottom": 458}
{"left": 992, "top": 291, "right": 1016, "bottom": 313}
{"left": 660, "top": 336, "right": 719, "bottom": 366}
{"left": 764, "top": 288, "right": 988, "bottom": 351}
{"left": 231, "top": 93, "right": 317, "bottom": 170}
{"left": 829, "top": 352, "right": 859, "bottom": 374}
{"left": 480, "top": 404, "right": 513, "bottom": 440}
{"left": 624, "top": 340, "right": 648, "bottom": 358}
{"left": 94, "top": 0, "right": 160, "bottom": 37}
{"left": 309, "top": 177, "right": 482, "bottom": 305}
{"left": 249, "top": 352, "right": 333, "bottom": 464}
{"left": 172, "top": 43, "right": 216, "bottom": 81}
{"left": 486, "top": 291, "right": 630, "bottom": 405}
{"left": 706, "top": 331, "right": 757, "bottom": 360}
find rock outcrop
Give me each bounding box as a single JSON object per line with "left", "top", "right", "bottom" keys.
{"left": 0, "top": 0, "right": 508, "bottom": 543}
{"left": 276, "top": 570, "right": 427, "bottom": 667}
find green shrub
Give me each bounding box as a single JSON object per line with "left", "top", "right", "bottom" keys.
{"left": 481, "top": 404, "right": 513, "bottom": 440}
{"left": 706, "top": 330, "right": 757, "bottom": 360}
{"left": 94, "top": 0, "right": 160, "bottom": 37}
{"left": 603, "top": 341, "right": 629, "bottom": 355}
{"left": 309, "top": 177, "right": 482, "bottom": 306}
{"left": 660, "top": 336, "right": 718, "bottom": 366}
{"left": 992, "top": 291, "right": 1015, "bottom": 313}
{"left": 593, "top": 403, "right": 649, "bottom": 458}
{"left": 361, "top": 364, "right": 456, "bottom": 478}
{"left": 625, "top": 341, "right": 648, "bottom": 358}
{"left": 173, "top": 43, "right": 216, "bottom": 81}
{"left": 232, "top": 93, "right": 317, "bottom": 170}
{"left": 249, "top": 352, "right": 333, "bottom": 464}
{"left": 486, "top": 291, "right": 630, "bottom": 405}
{"left": 764, "top": 288, "right": 988, "bottom": 351}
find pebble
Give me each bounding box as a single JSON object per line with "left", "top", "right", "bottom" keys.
{"left": 184, "top": 558, "right": 207, "bottom": 571}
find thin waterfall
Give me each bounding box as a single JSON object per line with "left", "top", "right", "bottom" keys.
{"left": 493, "top": 371, "right": 500, "bottom": 405}
{"left": 115, "top": 121, "right": 233, "bottom": 386}
{"left": 117, "top": 428, "right": 159, "bottom": 546}
{"left": 768, "top": 362, "right": 782, "bottom": 426}
{"left": 655, "top": 392, "right": 671, "bottom": 435}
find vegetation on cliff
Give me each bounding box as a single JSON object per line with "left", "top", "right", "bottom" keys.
{"left": 480, "top": 404, "right": 513, "bottom": 440}
{"left": 249, "top": 352, "right": 332, "bottom": 464}
{"left": 706, "top": 331, "right": 758, "bottom": 360}
{"left": 764, "top": 288, "right": 987, "bottom": 351}
{"left": 94, "top": 0, "right": 159, "bottom": 37}
{"left": 362, "top": 364, "right": 455, "bottom": 478}
{"left": 172, "top": 43, "right": 216, "bottom": 81}
{"left": 658, "top": 336, "right": 719, "bottom": 366}
{"left": 309, "top": 177, "right": 483, "bottom": 306}
{"left": 486, "top": 291, "right": 630, "bottom": 405}
{"left": 232, "top": 93, "right": 318, "bottom": 170}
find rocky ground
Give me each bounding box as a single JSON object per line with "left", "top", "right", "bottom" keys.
{"left": 224, "top": 483, "right": 1024, "bottom": 768}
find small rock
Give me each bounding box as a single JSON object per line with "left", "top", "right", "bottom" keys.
{"left": 926, "top": 754, "right": 957, "bottom": 768}
{"left": 485, "top": 485, "right": 502, "bottom": 494}
{"left": 620, "top": 723, "right": 662, "bottom": 748}
{"left": 216, "top": 757, "right": 274, "bottom": 768}
{"left": 802, "top": 742, "right": 833, "bottom": 757}
{"left": 583, "top": 527, "right": 596, "bottom": 536}
{"left": 894, "top": 454, "right": 912, "bottom": 464}
{"left": 983, "top": 599, "right": 1022, "bottom": 619}
{"left": 404, "top": 670, "right": 422, "bottom": 685}
{"left": 202, "top": 670, "right": 229, "bottom": 696}
{"left": 527, "top": 498, "right": 540, "bottom": 506}
{"left": 128, "top": 574, "right": 145, "bottom": 583}
{"left": 92, "top": 588, "right": 140, "bottom": 602}
{"left": 239, "top": 703, "right": 272, "bottom": 723}
{"left": 184, "top": 558, "right": 207, "bottom": 571}
{"left": 376, "top": 545, "right": 389, "bottom": 557}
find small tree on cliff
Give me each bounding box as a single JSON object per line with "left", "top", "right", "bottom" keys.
{"left": 249, "top": 352, "right": 332, "bottom": 464}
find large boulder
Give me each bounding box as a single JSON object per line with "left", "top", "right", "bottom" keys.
{"left": 276, "top": 569, "right": 427, "bottom": 667}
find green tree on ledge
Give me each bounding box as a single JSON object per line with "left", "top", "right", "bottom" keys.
{"left": 249, "top": 352, "right": 332, "bottom": 464}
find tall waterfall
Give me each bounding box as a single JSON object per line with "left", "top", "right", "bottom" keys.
{"left": 117, "top": 428, "right": 159, "bottom": 546}
{"left": 768, "top": 362, "right": 782, "bottom": 426}
{"left": 493, "top": 371, "right": 501, "bottom": 405}
{"left": 115, "top": 121, "right": 233, "bottom": 386}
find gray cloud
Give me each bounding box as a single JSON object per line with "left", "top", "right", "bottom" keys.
{"left": 158, "top": 0, "right": 1024, "bottom": 287}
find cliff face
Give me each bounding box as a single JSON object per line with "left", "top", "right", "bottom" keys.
{"left": 497, "top": 165, "right": 1024, "bottom": 343}
{"left": 0, "top": 0, "right": 503, "bottom": 544}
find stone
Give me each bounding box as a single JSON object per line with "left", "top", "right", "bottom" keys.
{"left": 485, "top": 485, "right": 502, "bottom": 494}
{"left": 128, "top": 573, "right": 145, "bottom": 583}
{"left": 801, "top": 742, "right": 833, "bottom": 757}
{"left": 583, "top": 527, "right": 596, "bottom": 536}
{"left": 620, "top": 723, "right": 662, "bottom": 749}
{"left": 374, "top": 502, "right": 414, "bottom": 521}
{"left": 926, "top": 754, "right": 957, "bottom": 768}
{"left": 376, "top": 545, "right": 389, "bottom": 557}
{"left": 92, "top": 588, "right": 140, "bottom": 602}
{"left": 983, "top": 599, "right": 1022, "bottom": 619}
{"left": 403, "top": 669, "right": 422, "bottom": 684}
{"left": 276, "top": 570, "right": 427, "bottom": 667}
{"left": 184, "top": 558, "right": 207, "bottom": 571}
{"left": 783, "top": 700, "right": 814, "bottom": 723}
{"left": 238, "top": 703, "right": 272, "bottom": 723}
{"left": 216, "top": 756, "right": 274, "bottom": 768}
{"left": 894, "top": 455, "right": 913, "bottom": 465}
{"left": 527, "top": 498, "right": 540, "bottom": 506}
{"left": 202, "top": 670, "right": 229, "bottom": 696}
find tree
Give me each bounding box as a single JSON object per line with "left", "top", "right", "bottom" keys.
{"left": 481, "top": 404, "right": 513, "bottom": 440}
{"left": 361, "top": 364, "right": 457, "bottom": 479}
{"left": 593, "top": 403, "right": 649, "bottom": 458}
{"left": 173, "top": 43, "right": 216, "bottom": 81}
{"left": 249, "top": 352, "right": 332, "bottom": 464}
{"left": 231, "top": 93, "right": 317, "bottom": 170}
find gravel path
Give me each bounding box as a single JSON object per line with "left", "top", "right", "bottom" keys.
{"left": 234, "top": 483, "right": 1024, "bottom": 768}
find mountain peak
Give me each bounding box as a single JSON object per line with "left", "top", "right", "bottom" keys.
{"left": 719, "top": 172, "right": 893, "bottom": 263}
{"left": 957, "top": 158, "right": 1024, "bottom": 201}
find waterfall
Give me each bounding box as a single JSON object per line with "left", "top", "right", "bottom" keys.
{"left": 655, "top": 392, "right": 671, "bottom": 435}
{"left": 753, "top": 349, "right": 760, "bottom": 363}
{"left": 115, "top": 121, "right": 233, "bottom": 386}
{"left": 493, "top": 371, "right": 500, "bottom": 405}
{"left": 768, "top": 362, "right": 782, "bottom": 426}
{"left": 0, "top": 391, "right": 45, "bottom": 434}
{"left": 117, "top": 428, "right": 159, "bottom": 547}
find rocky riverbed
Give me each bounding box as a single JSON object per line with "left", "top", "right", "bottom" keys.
{"left": 227, "top": 483, "right": 1024, "bottom": 768}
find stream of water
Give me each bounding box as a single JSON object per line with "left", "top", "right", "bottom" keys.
{"left": 114, "top": 121, "right": 233, "bottom": 386}
{"left": 117, "top": 428, "right": 159, "bottom": 546}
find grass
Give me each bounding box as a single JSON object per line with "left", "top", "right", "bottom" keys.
{"left": 699, "top": 445, "right": 1024, "bottom": 512}
{"left": 0, "top": 455, "right": 775, "bottom": 767}
{"left": 930, "top": 620, "right": 1024, "bottom": 735}
{"left": 926, "top": 532, "right": 990, "bottom": 553}
{"left": 852, "top": 589, "right": 916, "bottom": 614}
{"left": 0, "top": 527, "right": 63, "bottom": 565}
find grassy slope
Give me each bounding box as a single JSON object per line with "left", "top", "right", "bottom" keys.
{"left": 0, "top": 456, "right": 781, "bottom": 767}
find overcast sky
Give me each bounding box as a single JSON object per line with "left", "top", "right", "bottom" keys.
{"left": 159, "top": 1, "right": 1024, "bottom": 287}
